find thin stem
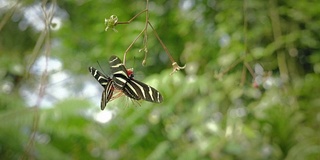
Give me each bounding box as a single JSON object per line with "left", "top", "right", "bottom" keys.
{"left": 121, "top": 1, "right": 149, "bottom": 65}
{"left": 245, "top": 62, "right": 255, "bottom": 78}
{"left": 219, "top": 56, "right": 244, "bottom": 77}
{"left": 142, "top": 0, "right": 149, "bottom": 65}
{"left": 240, "top": 0, "right": 248, "bottom": 86}
{"left": 116, "top": 9, "right": 148, "bottom": 25}
{"left": 148, "top": 21, "right": 175, "bottom": 63}
{"left": 107, "top": 0, "right": 185, "bottom": 74}
{"left": 123, "top": 28, "right": 146, "bottom": 64}
{"left": 148, "top": 21, "right": 186, "bottom": 75}
{"left": 269, "top": 0, "right": 289, "bottom": 83}
{"left": 21, "top": 1, "right": 55, "bottom": 159}
{"left": 0, "top": 0, "right": 20, "bottom": 31}
{"left": 25, "top": 29, "right": 47, "bottom": 78}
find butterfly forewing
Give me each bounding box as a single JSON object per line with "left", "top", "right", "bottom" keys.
{"left": 89, "top": 67, "right": 115, "bottom": 110}
{"left": 109, "top": 56, "right": 129, "bottom": 89}
{"left": 89, "top": 67, "right": 111, "bottom": 87}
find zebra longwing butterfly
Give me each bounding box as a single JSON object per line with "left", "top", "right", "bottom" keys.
{"left": 109, "top": 55, "right": 163, "bottom": 103}
{"left": 89, "top": 66, "right": 135, "bottom": 110}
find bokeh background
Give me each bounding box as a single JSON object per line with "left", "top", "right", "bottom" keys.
{"left": 1, "top": 0, "right": 320, "bottom": 159}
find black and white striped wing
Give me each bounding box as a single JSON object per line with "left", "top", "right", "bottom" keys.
{"left": 88, "top": 67, "right": 114, "bottom": 110}
{"left": 100, "top": 81, "right": 114, "bottom": 110}
{"left": 89, "top": 67, "right": 112, "bottom": 87}
{"left": 125, "top": 79, "right": 163, "bottom": 103}
{"left": 109, "top": 55, "right": 129, "bottom": 89}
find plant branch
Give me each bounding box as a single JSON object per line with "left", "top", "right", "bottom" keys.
{"left": 105, "top": 0, "right": 185, "bottom": 74}
{"left": 269, "top": 0, "right": 289, "bottom": 83}
{"left": 21, "top": 1, "right": 55, "bottom": 159}
{"left": 116, "top": 9, "right": 148, "bottom": 25}
{"left": 141, "top": 0, "right": 149, "bottom": 66}
{"left": 240, "top": 0, "right": 248, "bottom": 86}
{"left": 123, "top": 28, "right": 146, "bottom": 65}
{"left": 148, "top": 21, "right": 186, "bottom": 74}
{"left": 0, "top": 0, "right": 20, "bottom": 31}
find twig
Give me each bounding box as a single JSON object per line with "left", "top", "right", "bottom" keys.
{"left": 269, "top": 0, "right": 289, "bottom": 83}
{"left": 141, "top": 0, "right": 149, "bottom": 66}
{"left": 0, "top": 0, "right": 20, "bottom": 31}
{"left": 148, "top": 21, "right": 186, "bottom": 75}
{"left": 116, "top": 9, "right": 148, "bottom": 25}
{"left": 21, "top": 1, "right": 55, "bottom": 159}
{"left": 123, "top": 28, "right": 146, "bottom": 64}
{"left": 240, "top": 0, "right": 248, "bottom": 86}
{"left": 104, "top": 0, "right": 185, "bottom": 74}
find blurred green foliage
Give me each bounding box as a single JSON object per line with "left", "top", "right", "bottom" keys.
{"left": 0, "top": 0, "right": 320, "bottom": 159}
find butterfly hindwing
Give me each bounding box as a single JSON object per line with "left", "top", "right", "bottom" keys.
{"left": 100, "top": 79, "right": 115, "bottom": 110}
{"left": 122, "top": 80, "right": 141, "bottom": 100}
{"left": 127, "top": 79, "right": 163, "bottom": 103}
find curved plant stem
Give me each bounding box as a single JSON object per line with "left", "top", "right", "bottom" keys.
{"left": 269, "top": 0, "right": 289, "bottom": 84}
{"left": 0, "top": 0, "right": 20, "bottom": 31}
{"left": 21, "top": 1, "right": 55, "bottom": 159}
{"left": 107, "top": 0, "right": 185, "bottom": 74}
{"left": 123, "top": 28, "right": 146, "bottom": 65}
{"left": 119, "top": 1, "right": 149, "bottom": 65}
{"left": 241, "top": 0, "right": 248, "bottom": 86}
{"left": 148, "top": 22, "right": 186, "bottom": 74}
{"left": 116, "top": 9, "right": 148, "bottom": 25}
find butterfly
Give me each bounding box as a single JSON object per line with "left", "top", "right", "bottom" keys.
{"left": 109, "top": 55, "right": 163, "bottom": 103}
{"left": 89, "top": 55, "right": 163, "bottom": 109}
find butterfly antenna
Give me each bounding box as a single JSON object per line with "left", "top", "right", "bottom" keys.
{"left": 97, "top": 61, "right": 107, "bottom": 74}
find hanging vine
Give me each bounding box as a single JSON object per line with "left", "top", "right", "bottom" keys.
{"left": 104, "top": 0, "right": 186, "bottom": 75}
